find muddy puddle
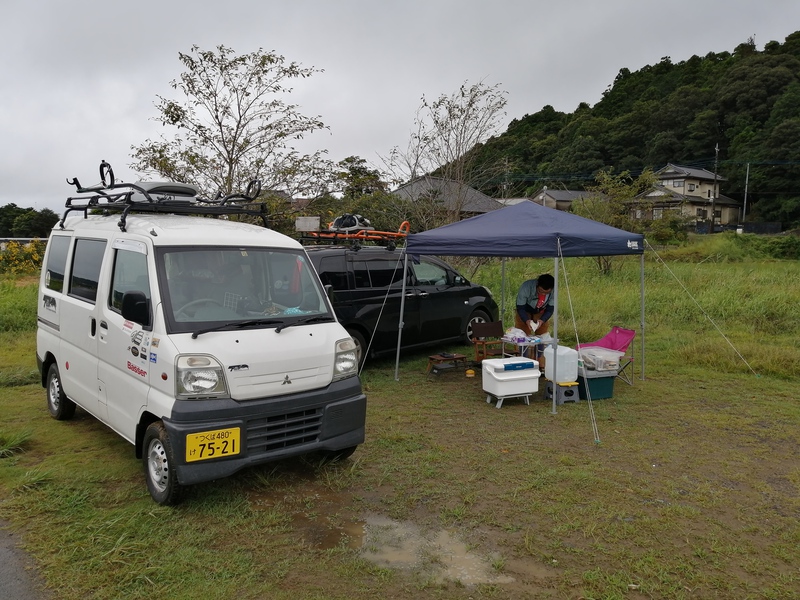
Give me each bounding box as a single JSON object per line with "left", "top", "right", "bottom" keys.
{"left": 288, "top": 507, "right": 513, "bottom": 585}
{"left": 250, "top": 478, "right": 514, "bottom": 586}
{"left": 358, "top": 515, "right": 514, "bottom": 585}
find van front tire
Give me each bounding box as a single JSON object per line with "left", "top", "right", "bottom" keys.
{"left": 143, "top": 422, "right": 183, "bottom": 506}
{"left": 47, "top": 364, "right": 76, "bottom": 420}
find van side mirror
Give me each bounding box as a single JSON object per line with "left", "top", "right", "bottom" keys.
{"left": 454, "top": 275, "right": 467, "bottom": 285}
{"left": 324, "top": 284, "right": 335, "bottom": 302}
{"left": 121, "top": 291, "right": 151, "bottom": 328}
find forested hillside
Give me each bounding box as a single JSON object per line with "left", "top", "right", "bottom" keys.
{"left": 473, "top": 31, "right": 800, "bottom": 228}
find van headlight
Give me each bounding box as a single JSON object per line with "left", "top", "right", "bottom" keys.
{"left": 333, "top": 338, "right": 358, "bottom": 381}
{"left": 176, "top": 355, "right": 228, "bottom": 399}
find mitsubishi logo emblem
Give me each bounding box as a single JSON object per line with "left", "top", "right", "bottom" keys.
{"left": 282, "top": 374, "right": 292, "bottom": 385}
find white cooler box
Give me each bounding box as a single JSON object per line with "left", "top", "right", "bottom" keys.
{"left": 482, "top": 357, "right": 540, "bottom": 408}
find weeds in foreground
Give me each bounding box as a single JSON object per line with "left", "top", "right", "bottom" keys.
{"left": 0, "top": 429, "right": 32, "bottom": 458}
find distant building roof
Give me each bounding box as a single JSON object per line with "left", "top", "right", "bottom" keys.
{"left": 391, "top": 176, "right": 502, "bottom": 214}
{"left": 641, "top": 185, "right": 739, "bottom": 206}
{"left": 655, "top": 163, "right": 727, "bottom": 182}
{"left": 495, "top": 197, "right": 530, "bottom": 206}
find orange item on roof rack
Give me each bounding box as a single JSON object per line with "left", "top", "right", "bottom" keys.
{"left": 305, "top": 220, "right": 410, "bottom": 242}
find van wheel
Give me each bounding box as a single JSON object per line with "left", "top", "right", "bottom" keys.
{"left": 143, "top": 422, "right": 183, "bottom": 506}
{"left": 46, "top": 364, "right": 76, "bottom": 420}
{"left": 464, "top": 309, "right": 490, "bottom": 343}
{"left": 346, "top": 328, "right": 367, "bottom": 370}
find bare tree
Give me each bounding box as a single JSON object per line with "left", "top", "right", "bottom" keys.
{"left": 384, "top": 80, "right": 508, "bottom": 223}
{"left": 131, "top": 45, "right": 335, "bottom": 200}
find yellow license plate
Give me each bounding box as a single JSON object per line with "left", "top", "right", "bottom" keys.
{"left": 185, "top": 427, "right": 241, "bottom": 462}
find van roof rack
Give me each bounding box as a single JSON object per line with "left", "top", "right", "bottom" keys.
{"left": 61, "top": 160, "right": 269, "bottom": 232}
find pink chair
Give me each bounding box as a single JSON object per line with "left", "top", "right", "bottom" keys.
{"left": 576, "top": 326, "right": 636, "bottom": 385}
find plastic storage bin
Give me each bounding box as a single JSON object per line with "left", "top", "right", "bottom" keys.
{"left": 543, "top": 345, "right": 579, "bottom": 383}
{"left": 482, "top": 357, "right": 540, "bottom": 408}
{"left": 577, "top": 369, "right": 616, "bottom": 400}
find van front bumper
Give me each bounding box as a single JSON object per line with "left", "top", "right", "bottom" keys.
{"left": 162, "top": 376, "right": 366, "bottom": 486}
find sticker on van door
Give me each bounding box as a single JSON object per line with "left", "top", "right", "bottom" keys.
{"left": 127, "top": 361, "right": 147, "bottom": 377}
{"left": 42, "top": 295, "right": 56, "bottom": 312}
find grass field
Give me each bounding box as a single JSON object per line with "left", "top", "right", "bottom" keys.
{"left": 1, "top": 241, "right": 799, "bottom": 599}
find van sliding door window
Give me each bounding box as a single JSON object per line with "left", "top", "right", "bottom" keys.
{"left": 366, "top": 259, "right": 405, "bottom": 288}
{"left": 69, "top": 238, "right": 107, "bottom": 303}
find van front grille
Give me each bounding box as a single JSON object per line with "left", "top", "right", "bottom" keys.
{"left": 246, "top": 408, "right": 322, "bottom": 455}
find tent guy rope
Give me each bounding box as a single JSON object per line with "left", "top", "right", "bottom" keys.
{"left": 645, "top": 239, "right": 759, "bottom": 377}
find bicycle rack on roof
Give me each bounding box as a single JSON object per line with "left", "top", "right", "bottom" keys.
{"left": 61, "top": 160, "right": 269, "bottom": 232}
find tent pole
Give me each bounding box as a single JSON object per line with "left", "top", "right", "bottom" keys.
{"left": 640, "top": 253, "right": 645, "bottom": 380}
{"left": 501, "top": 257, "right": 506, "bottom": 322}
{"left": 551, "top": 255, "right": 559, "bottom": 415}
{"left": 394, "top": 251, "right": 409, "bottom": 381}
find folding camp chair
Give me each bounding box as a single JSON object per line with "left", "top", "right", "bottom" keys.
{"left": 576, "top": 326, "right": 636, "bottom": 385}
{"left": 471, "top": 321, "right": 506, "bottom": 363}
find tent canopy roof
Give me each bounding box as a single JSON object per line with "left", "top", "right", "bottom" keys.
{"left": 406, "top": 200, "right": 644, "bottom": 258}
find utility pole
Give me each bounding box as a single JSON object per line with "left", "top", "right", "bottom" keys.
{"left": 742, "top": 162, "right": 750, "bottom": 224}
{"left": 710, "top": 143, "right": 719, "bottom": 233}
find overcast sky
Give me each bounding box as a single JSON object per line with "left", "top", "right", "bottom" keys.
{"left": 2, "top": 0, "right": 800, "bottom": 214}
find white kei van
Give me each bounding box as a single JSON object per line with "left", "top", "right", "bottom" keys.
{"left": 36, "top": 166, "right": 365, "bottom": 505}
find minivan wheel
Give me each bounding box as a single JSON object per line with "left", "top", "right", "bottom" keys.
{"left": 143, "top": 422, "right": 183, "bottom": 506}
{"left": 464, "top": 309, "right": 491, "bottom": 343}
{"left": 346, "top": 328, "right": 367, "bottom": 370}
{"left": 46, "top": 363, "right": 76, "bottom": 420}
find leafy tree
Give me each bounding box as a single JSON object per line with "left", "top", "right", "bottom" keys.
{"left": 131, "top": 45, "right": 334, "bottom": 201}
{"left": 335, "top": 156, "right": 388, "bottom": 199}
{"left": 572, "top": 170, "right": 664, "bottom": 273}
{"left": 0, "top": 204, "right": 27, "bottom": 237}
{"left": 11, "top": 209, "right": 59, "bottom": 238}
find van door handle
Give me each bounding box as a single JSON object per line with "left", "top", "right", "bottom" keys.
{"left": 91, "top": 318, "right": 96, "bottom": 337}
{"left": 417, "top": 292, "right": 429, "bottom": 298}
{"left": 100, "top": 321, "right": 108, "bottom": 330}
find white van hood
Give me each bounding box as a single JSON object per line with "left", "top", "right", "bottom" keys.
{"left": 172, "top": 323, "right": 346, "bottom": 400}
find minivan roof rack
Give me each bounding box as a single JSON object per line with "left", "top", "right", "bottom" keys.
{"left": 61, "top": 161, "right": 269, "bottom": 232}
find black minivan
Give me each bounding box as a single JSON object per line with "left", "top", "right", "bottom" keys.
{"left": 305, "top": 245, "right": 499, "bottom": 366}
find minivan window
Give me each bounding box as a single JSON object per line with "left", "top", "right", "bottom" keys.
{"left": 69, "top": 238, "right": 107, "bottom": 303}
{"left": 110, "top": 248, "right": 151, "bottom": 312}
{"left": 316, "top": 255, "right": 348, "bottom": 290}
{"left": 412, "top": 260, "right": 448, "bottom": 286}
{"left": 44, "top": 235, "right": 70, "bottom": 292}
{"left": 366, "top": 257, "right": 405, "bottom": 288}
{"left": 158, "top": 247, "right": 331, "bottom": 332}
{"left": 352, "top": 260, "right": 371, "bottom": 288}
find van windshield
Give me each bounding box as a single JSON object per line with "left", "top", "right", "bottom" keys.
{"left": 156, "top": 247, "right": 332, "bottom": 334}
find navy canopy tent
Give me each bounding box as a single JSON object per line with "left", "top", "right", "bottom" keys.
{"left": 405, "top": 200, "right": 644, "bottom": 258}
{"left": 397, "top": 201, "right": 646, "bottom": 412}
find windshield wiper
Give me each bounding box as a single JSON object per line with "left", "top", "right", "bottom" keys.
{"left": 191, "top": 318, "right": 284, "bottom": 339}
{"left": 275, "top": 315, "right": 335, "bottom": 333}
